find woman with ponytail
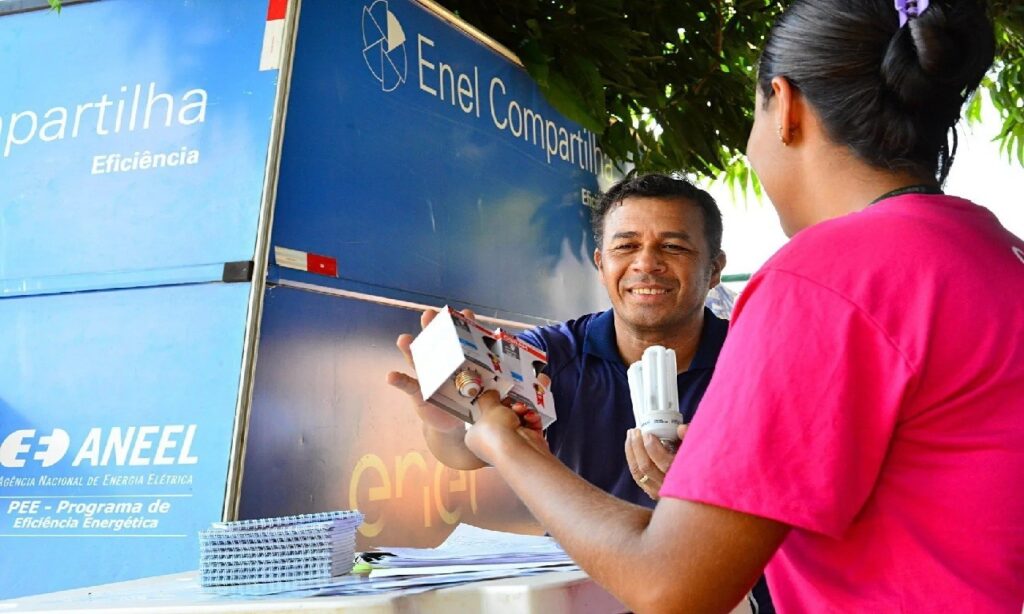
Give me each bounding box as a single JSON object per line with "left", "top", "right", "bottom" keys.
{"left": 462, "top": 2, "right": 1024, "bottom": 611}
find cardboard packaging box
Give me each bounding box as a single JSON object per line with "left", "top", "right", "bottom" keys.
{"left": 494, "top": 329, "right": 556, "bottom": 428}
{"left": 410, "top": 307, "right": 512, "bottom": 423}
{"left": 410, "top": 307, "right": 556, "bottom": 427}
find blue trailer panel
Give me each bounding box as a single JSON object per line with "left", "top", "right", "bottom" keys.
{"left": 269, "top": 0, "right": 615, "bottom": 322}
{"left": 0, "top": 283, "right": 251, "bottom": 598}
{"left": 1, "top": 0, "right": 624, "bottom": 598}
{"left": 0, "top": 0, "right": 282, "bottom": 598}
{"left": 0, "top": 0, "right": 278, "bottom": 294}
{"left": 241, "top": 285, "right": 535, "bottom": 549}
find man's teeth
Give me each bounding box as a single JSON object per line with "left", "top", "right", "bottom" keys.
{"left": 631, "top": 288, "right": 668, "bottom": 295}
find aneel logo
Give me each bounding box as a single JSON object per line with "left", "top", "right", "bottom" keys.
{"left": 362, "top": 0, "right": 408, "bottom": 92}
{"left": 0, "top": 426, "right": 199, "bottom": 468}
{"left": 0, "top": 429, "right": 69, "bottom": 468}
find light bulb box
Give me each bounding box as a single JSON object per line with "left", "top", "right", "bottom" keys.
{"left": 410, "top": 306, "right": 511, "bottom": 423}
{"left": 493, "top": 330, "right": 557, "bottom": 429}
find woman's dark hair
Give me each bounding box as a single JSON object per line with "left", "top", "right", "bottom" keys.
{"left": 758, "top": 0, "right": 995, "bottom": 184}
{"left": 591, "top": 172, "right": 723, "bottom": 258}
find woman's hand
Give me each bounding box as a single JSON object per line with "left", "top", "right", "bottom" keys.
{"left": 466, "top": 392, "right": 551, "bottom": 465}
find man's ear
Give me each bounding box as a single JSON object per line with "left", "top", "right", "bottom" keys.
{"left": 593, "top": 248, "right": 603, "bottom": 272}
{"left": 709, "top": 251, "right": 726, "bottom": 288}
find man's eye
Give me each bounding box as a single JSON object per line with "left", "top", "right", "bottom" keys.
{"left": 611, "top": 243, "right": 638, "bottom": 251}
{"left": 663, "top": 244, "right": 687, "bottom": 252}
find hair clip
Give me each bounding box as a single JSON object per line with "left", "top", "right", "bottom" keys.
{"left": 895, "top": 0, "right": 930, "bottom": 27}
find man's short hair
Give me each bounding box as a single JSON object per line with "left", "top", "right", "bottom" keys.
{"left": 591, "top": 172, "right": 723, "bottom": 258}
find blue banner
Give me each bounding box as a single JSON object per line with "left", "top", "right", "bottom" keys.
{"left": 0, "top": 0, "right": 278, "bottom": 293}
{"left": 243, "top": 0, "right": 620, "bottom": 552}
{"left": 270, "top": 0, "right": 616, "bottom": 323}
{"left": 0, "top": 283, "right": 250, "bottom": 599}
{"left": 0, "top": 0, "right": 278, "bottom": 598}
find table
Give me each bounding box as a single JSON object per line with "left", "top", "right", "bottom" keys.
{"left": 0, "top": 570, "right": 628, "bottom": 613}
{"left": 2, "top": 569, "right": 758, "bottom": 613}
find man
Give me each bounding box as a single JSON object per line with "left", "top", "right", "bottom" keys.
{"left": 388, "top": 172, "right": 727, "bottom": 505}
{"left": 389, "top": 172, "right": 773, "bottom": 612}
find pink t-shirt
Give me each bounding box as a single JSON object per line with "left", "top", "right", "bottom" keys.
{"left": 661, "top": 194, "right": 1024, "bottom": 612}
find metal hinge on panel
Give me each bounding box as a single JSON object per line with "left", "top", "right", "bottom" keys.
{"left": 222, "top": 261, "right": 255, "bottom": 283}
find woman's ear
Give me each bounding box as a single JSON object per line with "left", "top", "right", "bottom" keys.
{"left": 772, "top": 76, "right": 800, "bottom": 146}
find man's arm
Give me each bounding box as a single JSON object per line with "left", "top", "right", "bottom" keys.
{"left": 386, "top": 309, "right": 489, "bottom": 470}
{"left": 466, "top": 393, "right": 790, "bottom": 614}
{"left": 386, "top": 308, "right": 545, "bottom": 470}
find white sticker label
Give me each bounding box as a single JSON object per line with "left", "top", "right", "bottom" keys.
{"left": 260, "top": 19, "right": 286, "bottom": 72}
{"left": 274, "top": 246, "right": 307, "bottom": 271}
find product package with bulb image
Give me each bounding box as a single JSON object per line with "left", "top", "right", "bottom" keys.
{"left": 410, "top": 305, "right": 546, "bottom": 424}
{"left": 627, "top": 345, "right": 682, "bottom": 452}
{"left": 493, "top": 329, "right": 556, "bottom": 429}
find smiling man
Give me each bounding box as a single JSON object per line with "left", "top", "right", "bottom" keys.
{"left": 391, "top": 172, "right": 728, "bottom": 504}
{"left": 522, "top": 172, "right": 728, "bottom": 505}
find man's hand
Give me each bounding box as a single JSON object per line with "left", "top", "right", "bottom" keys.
{"left": 625, "top": 423, "right": 689, "bottom": 500}
{"left": 386, "top": 308, "right": 486, "bottom": 469}
{"left": 386, "top": 308, "right": 468, "bottom": 434}
{"left": 385, "top": 308, "right": 548, "bottom": 470}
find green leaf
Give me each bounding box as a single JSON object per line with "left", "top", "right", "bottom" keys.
{"left": 542, "top": 70, "right": 605, "bottom": 133}
{"left": 517, "top": 40, "right": 550, "bottom": 88}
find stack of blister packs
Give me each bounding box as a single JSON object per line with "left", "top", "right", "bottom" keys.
{"left": 199, "top": 510, "right": 363, "bottom": 592}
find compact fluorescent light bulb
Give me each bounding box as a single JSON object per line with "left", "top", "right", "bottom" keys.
{"left": 627, "top": 346, "right": 682, "bottom": 450}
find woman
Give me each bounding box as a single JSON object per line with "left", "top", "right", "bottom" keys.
{"left": 463, "top": 0, "right": 1024, "bottom": 611}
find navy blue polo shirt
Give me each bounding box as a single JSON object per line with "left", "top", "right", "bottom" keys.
{"left": 519, "top": 307, "right": 728, "bottom": 509}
